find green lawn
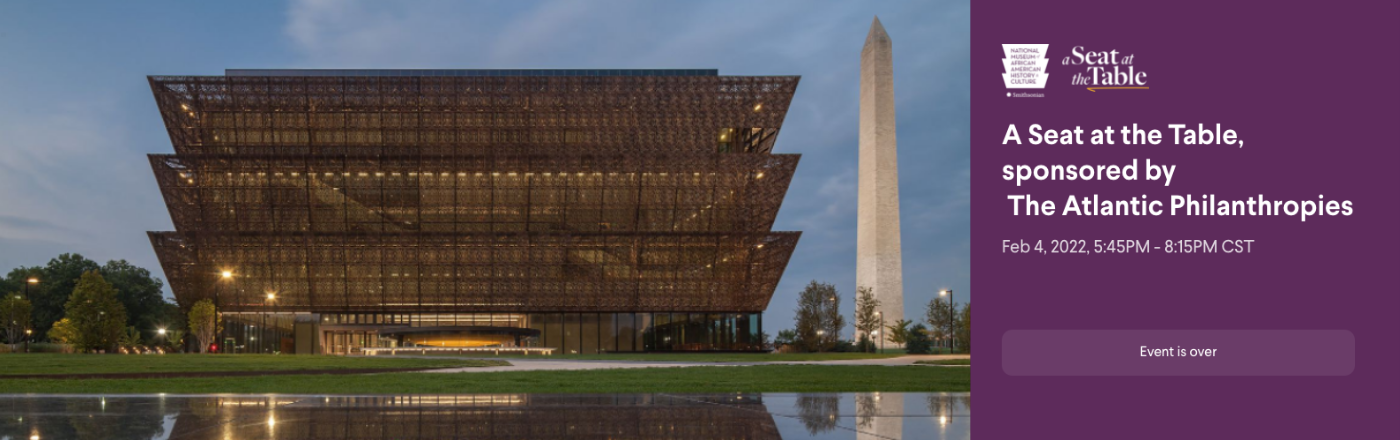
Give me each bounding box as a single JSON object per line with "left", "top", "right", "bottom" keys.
{"left": 411, "top": 352, "right": 904, "bottom": 362}
{"left": 915, "top": 359, "right": 971, "bottom": 366}
{"left": 0, "top": 365, "right": 967, "bottom": 394}
{"left": 0, "top": 354, "right": 502, "bottom": 376}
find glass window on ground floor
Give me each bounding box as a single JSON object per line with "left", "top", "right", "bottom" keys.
{"left": 277, "top": 311, "right": 763, "bottom": 355}
{"left": 564, "top": 313, "right": 580, "bottom": 354}
{"left": 223, "top": 313, "right": 295, "bottom": 354}
{"left": 581, "top": 313, "right": 600, "bottom": 354}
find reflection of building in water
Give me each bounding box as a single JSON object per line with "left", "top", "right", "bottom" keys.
{"left": 162, "top": 394, "right": 782, "bottom": 439}
{"left": 856, "top": 392, "right": 902, "bottom": 440}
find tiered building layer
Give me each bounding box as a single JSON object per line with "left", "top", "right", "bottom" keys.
{"left": 147, "top": 69, "right": 801, "bottom": 353}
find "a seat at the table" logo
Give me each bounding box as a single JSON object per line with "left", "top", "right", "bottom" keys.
{"left": 1002, "top": 44, "right": 1049, "bottom": 89}
{"left": 1065, "top": 46, "right": 1148, "bottom": 92}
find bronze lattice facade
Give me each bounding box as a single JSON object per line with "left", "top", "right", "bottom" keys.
{"left": 147, "top": 69, "right": 800, "bottom": 353}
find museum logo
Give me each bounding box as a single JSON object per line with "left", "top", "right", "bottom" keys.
{"left": 1002, "top": 44, "right": 1048, "bottom": 97}
{"left": 1064, "top": 46, "right": 1148, "bottom": 92}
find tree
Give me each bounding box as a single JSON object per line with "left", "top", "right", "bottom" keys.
{"left": 33, "top": 254, "right": 100, "bottom": 339}
{"left": 63, "top": 271, "right": 128, "bottom": 352}
{"left": 1, "top": 295, "right": 33, "bottom": 346}
{"left": 794, "top": 280, "right": 845, "bottom": 352}
{"left": 0, "top": 277, "right": 13, "bottom": 301}
{"left": 905, "top": 323, "right": 932, "bottom": 354}
{"left": 774, "top": 329, "right": 798, "bottom": 347}
{"left": 927, "top": 297, "right": 959, "bottom": 353}
{"left": 853, "top": 286, "right": 881, "bottom": 352}
{"left": 885, "top": 319, "right": 914, "bottom": 345}
{"left": 152, "top": 300, "right": 186, "bottom": 333}
{"left": 955, "top": 302, "right": 971, "bottom": 354}
{"left": 7, "top": 255, "right": 169, "bottom": 343}
{"left": 47, "top": 318, "right": 79, "bottom": 345}
{"left": 188, "top": 299, "right": 220, "bottom": 353}
{"left": 1, "top": 266, "right": 43, "bottom": 298}
{"left": 4, "top": 266, "right": 45, "bottom": 333}
{"left": 100, "top": 260, "right": 166, "bottom": 339}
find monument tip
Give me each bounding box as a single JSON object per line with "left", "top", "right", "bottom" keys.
{"left": 865, "top": 16, "right": 891, "bottom": 48}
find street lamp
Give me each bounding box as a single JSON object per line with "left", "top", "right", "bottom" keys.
{"left": 212, "top": 270, "right": 232, "bottom": 353}
{"left": 940, "top": 289, "right": 954, "bottom": 353}
{"left": 23, "top": 277, "right": 37, "bottom": 353}
{"left": 261, "top": 291, "right": 277, "bottom": 354}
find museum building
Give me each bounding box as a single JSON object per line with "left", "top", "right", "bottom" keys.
{"left": 147, "top": 69, "right": 800, "bottom": 354}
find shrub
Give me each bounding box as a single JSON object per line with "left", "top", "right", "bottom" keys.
{"left": 27, "top": 342, "right": 73, "bottom": 353}
{"left": 47, "top": 318, "right": 79, "bottom": 345}
{"left": 905, "top": 324, "right": 932, "bottom": 354}
{"left": 855, "top": 334, "right": 877, "bottom": 353}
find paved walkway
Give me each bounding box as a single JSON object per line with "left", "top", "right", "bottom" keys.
{"left": 412, "top": 354, "right": 971, "bottom": 373}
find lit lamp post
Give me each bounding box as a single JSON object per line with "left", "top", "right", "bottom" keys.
{"left": 215, "top": 270, "right": 232, "bottom": 353}
{"left": 24, "top": 277, "right": 37, "bottom": 353}
{"left": 940, "top": 289, "right": 954, "bottom": 353}
{"left": 263, "top": 292, "right": 276, "bottom": 354}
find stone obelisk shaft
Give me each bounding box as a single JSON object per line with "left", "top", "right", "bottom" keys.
{"left": 858, "top": 17, "right": 904, "bottom": 341}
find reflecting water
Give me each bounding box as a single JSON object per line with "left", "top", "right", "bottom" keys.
{"left": 0, "top": 392, "right": 969, "bottom": 439}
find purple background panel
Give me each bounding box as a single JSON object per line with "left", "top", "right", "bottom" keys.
{"left": 1002, "top": 330, "right": 1355, "bottom": 376}
{"left": 971, "top": 0, "right": 1400, "bottom": 438}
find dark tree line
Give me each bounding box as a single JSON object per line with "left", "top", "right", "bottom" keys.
{"left": 1, "top": 253, "right": 180, "bottom": 343}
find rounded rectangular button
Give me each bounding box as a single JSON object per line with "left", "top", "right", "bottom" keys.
{"left": 1002, "top": 330, "right": 1355, "bottom": 376}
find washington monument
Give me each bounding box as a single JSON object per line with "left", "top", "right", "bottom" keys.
{"left": 857, "top": 16, "right": 903, "bottom": 342}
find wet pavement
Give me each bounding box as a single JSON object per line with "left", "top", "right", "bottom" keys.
{"left": 0, "top": 392, "right": 969, "bottom": 439}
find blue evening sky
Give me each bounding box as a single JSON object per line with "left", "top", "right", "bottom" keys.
{"left": 0, "top": 1, "right": 969, "bottom": 334}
